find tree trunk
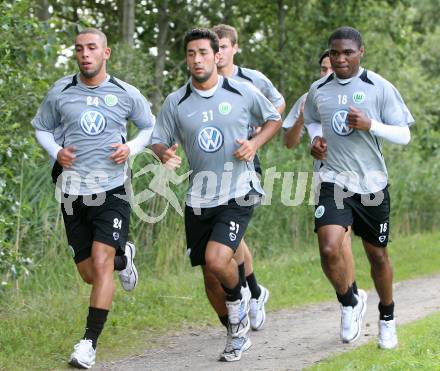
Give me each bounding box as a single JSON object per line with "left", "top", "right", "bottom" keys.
{"left": 36, "top": 0, "right": 50, "bottom": 21}
{"left": 223, "top": 0, "right": 234, "bottom": 25}
{"left": 277, "top": 0, "right": 286, "bottom": 97}
{"left": 119, "top": 0, "right": 135, "bottom": 46}
{"left": 151, "top": 0, "right": 169, "bottom": 113}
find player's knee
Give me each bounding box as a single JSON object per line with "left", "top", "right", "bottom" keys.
{"left": 319, "top": 242, "right": 340, "bottom": 261}
{"left": 91, "top": 254, "right": 113, "bottom": 277}
{"left": 205, "top": 257, "right": 227, "bottom": 277}
{"left": 368, "top": 249, "right": 390, "bottom": 268}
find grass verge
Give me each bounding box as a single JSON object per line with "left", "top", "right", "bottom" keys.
{"left": 309, "top": 311, "right": 440, "bottom": 370}
{"left": 1, "top": 232, "right": 440, "bottom": 370}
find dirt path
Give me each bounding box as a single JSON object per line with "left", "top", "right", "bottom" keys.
{"left": 97, "top": 274, "right": 440, "bottom": 371}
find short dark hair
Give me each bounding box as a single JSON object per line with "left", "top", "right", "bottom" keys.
{"left": 212, "top": 24, "right": 238, "bottom": 45}
{"left": 184, "top": 28, "right": 219, "bottom": 53}
{"left": 76, "top": 28, "right": 107, "bottom": 47}
{"left": 328, "top": 27, "right": 363, "bottom": 49}
{"left": 319, "top": 49, "right": 330, "bottom": 65}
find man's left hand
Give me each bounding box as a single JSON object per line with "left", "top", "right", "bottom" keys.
{"left": 234, "top": 139, "right": 257, "bottom": 161}
{"left": 109, "top": 143, "right": 130, "bottom": 164}
{"left": 347, "top": 106, "right": 371, "bottom": 131}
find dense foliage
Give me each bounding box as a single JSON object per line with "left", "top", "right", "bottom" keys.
{"left": 1, "top": 0, "right": 440, "bottom": 283}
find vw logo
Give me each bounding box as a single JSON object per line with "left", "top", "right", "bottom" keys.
{"left": 80, "top": 110, "right": 107, "bottom": 136}
{"left": 198, "top": 126, "right": 224, "bottom": 153}
{"left": 331, "top": 109, "right": 353, "bottom": 136}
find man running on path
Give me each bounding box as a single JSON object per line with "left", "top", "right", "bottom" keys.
{"left": 151, "top": 28, "right": 281, "bottom": 362}
{"left": 32, "top": 28, "right": 155, "bottom": 368}
{"left": 304, "top": 26, "right": 414, "bottom": 349}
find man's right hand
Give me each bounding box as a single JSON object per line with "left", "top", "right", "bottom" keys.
{"left": 310, "top": 136, "right": 327, "bottom": 160}
{"left": 160, "top": 143, "right": 182, "bottom": 170}
{"left": 57, "top": 146, "right": 76, "bottom": 168}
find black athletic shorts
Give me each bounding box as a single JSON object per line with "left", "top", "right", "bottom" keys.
{"left": 61, "top": 185, "right": 130, "bottom": 263}
{"left": 184, "top": 198, "right": 254, "bottom": 266}
{"left": 314, "top": 182, "right": 390, "bottom": 247}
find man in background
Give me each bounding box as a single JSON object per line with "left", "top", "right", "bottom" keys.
{"left": 212, "top": 23, "right": 285, "bottom": 332}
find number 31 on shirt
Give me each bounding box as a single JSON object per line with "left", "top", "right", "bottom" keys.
{"left": 202, "top": 110, "right": 214, "bottom": 122}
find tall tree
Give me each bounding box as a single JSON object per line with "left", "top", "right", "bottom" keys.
{"left": 35, "top": 0, "right": 50, "bottom": 21}
{"left": 277, "top": 0, "right": 286, "bottom": 96}
{"left": 119, "top": 0, "right": 135, "bottom": 46}
{"left": 151, "top": 0, "right": 169, "bottom": 110}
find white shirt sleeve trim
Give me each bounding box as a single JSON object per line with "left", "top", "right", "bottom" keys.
{"left": 369, "top": 120, "right": 411, "bottom": 145}
{"left": 35, "top": 130, "right": 62, "bottom": 160}
{"left": 306, "top": 123, "right": 323, "bottom": 143}
{"left": 126, "top": 128, "right": 153, "bottom": 156}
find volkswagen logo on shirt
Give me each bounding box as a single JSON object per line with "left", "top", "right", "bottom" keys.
{"left": 331, "top": 109, "right": 353, "bottom": 136}
{"left": 198, "top": 126, "right": 224, "bottom": 153}
{"left": 80, "top": 110, "right": 107, "bottom": 136}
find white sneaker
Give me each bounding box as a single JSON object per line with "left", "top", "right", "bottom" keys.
{"left": 340, "top": 289, "right": 367, "bottom": 343}
{"left": 250, "top": 285, "right": 270, "bottom": 330}
{"left": 118, "top": 242, "right": 138, "bottom": 291}
{"left": 218, "top": 332, "right": 252, "bottom": 362}
{"left": 226, "top": 295, "right": 250, "bottom": 338}
{"left": 68, "top": 339, "right": 96, "bottom": 369}
{"left": 378, "top": 319, "right": 398, "bottom": 349}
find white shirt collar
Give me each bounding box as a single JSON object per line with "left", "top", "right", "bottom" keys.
{"left": 191, "top": 76, "right": 222, "bottom": 98}
{"left": 335, "top": 67, "right": 364, "bottom": 85}
{"left": 77, "top": 73, "right": 110, "bottom": 89}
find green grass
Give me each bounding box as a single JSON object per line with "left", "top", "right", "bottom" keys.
{"left": 1, "top": 232, "right": 440, "bottom": 370}
{"left": 309, "top": 311, "right": 440, "bottom": 371}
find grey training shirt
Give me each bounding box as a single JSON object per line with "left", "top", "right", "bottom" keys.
{"left": 152, "top": 76, "right": 281, "bottom": 208}
{"left": 304, "top": 68, "right": 414, "bottom": 194}
{"left": 32, "top": 73, "right": 155, "bottom": 195}
{"left": 231, "top": 65, "right": 284, "bottom": 109}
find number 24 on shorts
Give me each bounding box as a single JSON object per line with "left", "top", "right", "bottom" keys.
{"left": 113, "top": 218, "right": 122, "bottom": 229}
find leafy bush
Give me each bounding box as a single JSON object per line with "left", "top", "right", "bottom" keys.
{"left": 0, "top": 0, "right": 64, "bottom": 283}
